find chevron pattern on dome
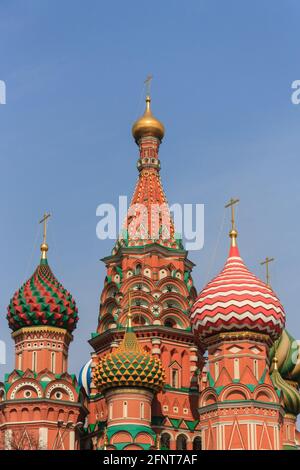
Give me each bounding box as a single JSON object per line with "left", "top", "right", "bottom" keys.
{"left": 191, "top": 244, "right": 285, "bottom": 341}
{"left": 7, "top": 259, "right": 78, "bottom": 332}
{"left": 94, "top": 325, "right": 165, "bottom": 393}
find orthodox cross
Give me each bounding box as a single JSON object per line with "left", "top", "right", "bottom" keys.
{"left": 144, "top": 74, "right": 153, "bottom": 96}
{"left": 260, "top": 256, "right": 274, "bottom": 286}
{"left": 225, "top": 198, "right": 240, "bottom": 231}
{"left": 39, "top": 212, "right": 51, "bottom": 244}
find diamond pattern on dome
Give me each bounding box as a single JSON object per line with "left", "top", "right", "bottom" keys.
{"left": 7, "top": 260, "right": 78, "bottom": 332}
{"left": 94, "top": 326, "right": 165, "bottom": 393}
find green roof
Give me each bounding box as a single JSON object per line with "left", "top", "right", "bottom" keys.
{"left": 107, "top": 424, "right": 156, "bottom": 440}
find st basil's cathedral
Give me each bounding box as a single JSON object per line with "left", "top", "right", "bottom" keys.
{"left": 0, "top": 92, "right": 300, "bottom": 451}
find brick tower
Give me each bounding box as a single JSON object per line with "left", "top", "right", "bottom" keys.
{"left": 80, "top": 93, "right": 203, "bottom": 450}
{"left": 0, "top": 216, "right": 87, "bottom": 450}
{"left": 191, "top": 212, "right": 287, "bottom": 450}
{"left": 93, "top": 302, "right": 165, "bottom": 450}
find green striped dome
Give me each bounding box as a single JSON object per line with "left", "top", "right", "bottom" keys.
{"left": 271, "top": 361, "right": 300, "bottom": 416}
{"left": 269, "top": 329, "right": 300, "bottom": 384}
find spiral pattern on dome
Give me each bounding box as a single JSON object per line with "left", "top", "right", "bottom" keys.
{"left": 191, "top": 244, "right": 285, "bottom": 341}
{"left": 7, "top": 260, "right": 78, "bottom": 332}
{"left": 269, "top": 329, "right": 300, "bottom": 384}
{"left": 79, "top": 359, "right": 92, "bottom": 396}
{"left": 271, "top": 360, "right": 300, "bottom": 416}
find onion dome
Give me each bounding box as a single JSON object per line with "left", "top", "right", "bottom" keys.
{"left": 94, "top": 312, "right": 165, "bottom": 393}
{"left": 78, "top": 359, "right": 92, "bottom": 396}
{"left": 191, "top": 229, "right": 285, "bottom": 341}
{"left": 269, "top": 329, "right": 300, "bottom": 384}
{"left": 271, "top": 357, "right": 300, "bottom": 416}
{"left": 7, "top": 218, "right": 78, "bottom": 333}
{"left": 132, "top": 96, "right": 165, "bottom": 143}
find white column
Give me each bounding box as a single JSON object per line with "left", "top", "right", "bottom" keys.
{"left": 69, "top": 430, "right": 75, "bottom": 450}
{"left": 39, "top": 427, "right": 48, "bottom": 450}
{"left": 5, "top": 429, "right": 12, "bottom": 450}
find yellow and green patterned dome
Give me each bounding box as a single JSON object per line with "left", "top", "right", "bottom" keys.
{"left": 94, "top": 317, "right": 165, "bottom": 393}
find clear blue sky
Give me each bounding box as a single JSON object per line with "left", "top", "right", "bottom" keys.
{"left": 1, "top": 0, "right": 300, "bottom": 377}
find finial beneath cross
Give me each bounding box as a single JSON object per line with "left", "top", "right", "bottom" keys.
{"left": 39, "top": 212, "right": 51, "bottom": 260}
{"left": 260, "top": 256, "right": 274, "bottom": 286}
{"left": 144, "top": 74, "right": 153, "bottom": 97}
{"left": 127, "top": 290, "right": 132, "bottom": 328}
{"left": 225, "top": 198, "right": 239, "bottom": 246}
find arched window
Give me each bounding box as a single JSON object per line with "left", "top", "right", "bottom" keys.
{"left": 51, "top": 352, "right": 56, "bottom": 373}
{"left": 133, "top": 315, "right": 146, "bottom": 326}
{"left": 164, "top": 319, "right": 176, "bottom": 328}
{"left": 140, "top": 402, "right": 144, "bottom": 419}
{"left": 109, "top": 403, "right": 113, "bottom": 420}
{"left": 161, "top": 433, "right": 171, "bottom": 450}
{"left": 176, "top": 434, "right": 187, "bottom": 450}
{"left": 135, "top": 264, "right": 142, "bottom": 275}
{"left": 32, "top": 351, "right": 37, "bottom": 372}
{"left": 193, "top": 436, "right": 202, "bottom": 450}
{"left": 171, "top": 369, "right": 179, "bottom": 388}
{"left": 123, "top": 401, "right": 128, "bottom": 418}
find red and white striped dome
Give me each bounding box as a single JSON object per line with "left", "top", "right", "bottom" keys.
{"left": 191, "top": 242, "right": 285, "bottom": 341}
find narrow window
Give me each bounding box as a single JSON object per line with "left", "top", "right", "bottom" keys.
{"left": 140, "top": 402, "right": 144, "bottom": 419}
{"left": 109, "top": 403, "right": 113, "bottom": 420}
{"left": 214, "top": 361, "right": 219, "bottom": 380}
{"left": 172, "top": 369, "right": 179, "bottom": 388}
{"left": 253, "top": 359, "right": 258, "bottom": 379}
{"left": 123, "top": 401, "right": 128, "bottom": 418}
{"left": 18, "top": 354, "right": 22, "bottom": 370}
{"left": 51, "top": 352, "right": 56, "bottom": 373}
{"left": 233, "top": 358, "right": 240, "bottom": 380}
{"left": 32, "top": 351, "right": 37, "bottom": 372}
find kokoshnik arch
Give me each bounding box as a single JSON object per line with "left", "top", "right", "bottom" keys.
{"left": 0, "top": 90, "right": 300, "bottom": 451}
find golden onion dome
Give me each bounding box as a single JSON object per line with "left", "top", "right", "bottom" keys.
{"left": 93, "top": 315, "right": 165, "bottom": 393}
{"left": 132, "top": 96, "right": 165, "bottom": 143}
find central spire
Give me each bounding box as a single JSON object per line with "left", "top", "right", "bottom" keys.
{"left": 113, "top": 84, "right": 178, "bottom": 253}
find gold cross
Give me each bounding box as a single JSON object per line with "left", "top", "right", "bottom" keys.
{"left": 39, "top": 212, "right": 51, "bottom": 245}
{"left": 260, "top": 257, "right": 274, "bottom": 286}
{"left": 144, "top": 74, "right": 153, "bottom": 96}
{"left": 225, "top": 198, "right": 240, "bottom": 231}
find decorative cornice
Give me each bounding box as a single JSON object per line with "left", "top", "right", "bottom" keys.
{"left": 101, "top": 244, "right": 194, "bottom": 266}
{"left": 198, "top": 399, "right": 283, "bottom": 415}
{"left": 89, "top": 325, "right": 201, "bottom": 353}
{"left": 12, "top": 325, "right": 73, "bottom": 342}
{"left": 204, "top": 331, "right": 272, "bottom": 348}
